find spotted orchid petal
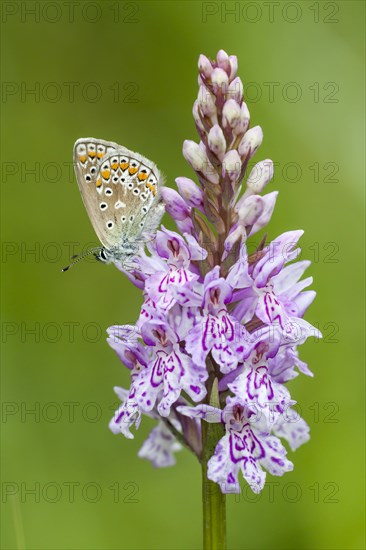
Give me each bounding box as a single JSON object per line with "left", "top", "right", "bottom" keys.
{"left": 138, "top": 421, "right": 183, "bottom": 467}
{"left": 109, "top": 386, "right": 142, "bottom": 440}
{"left": 273, "top": 408, "right": 310, "bottom": 451}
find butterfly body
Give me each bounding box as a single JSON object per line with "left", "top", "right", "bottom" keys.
{"left": 95, "top": 240, "right": 140, "bottom": 265}
{"left": 72, "top": 138, "right": 165, "bottom": 269}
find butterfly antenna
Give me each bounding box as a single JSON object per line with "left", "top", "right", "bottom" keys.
{"left": 62, "top": 248, "right": 100, "bottom": 272}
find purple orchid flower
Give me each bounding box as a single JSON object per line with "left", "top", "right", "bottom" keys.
{"left": 107, "top": 50, "right": 320, "bottom": 509}
{"left": 178, "top": 397, "right": 293, "bottom": 494}
{"left": 110, "top": 386, "right": 183, "bottom": 467}
{"left": 143, "top": 228, "right": 205, "bottom": 312}
{"left": 133, "top": 321, "right": 207, "bottom": 417}
{"left": 138, "top": 420, "right": 183, "bottom": 468}
{"left": 185, "top": 266, "right": 243, "bottom": 374}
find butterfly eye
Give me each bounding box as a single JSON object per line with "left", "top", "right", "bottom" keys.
{"left": 100, "top": 202, "right": 108, "bottom": 210}
{"left": 121, "top": 216, "right": 126, "bottom": 223}
{"left": 90, "top": 167, "right": 97, "bottom": 174}
{"left": 106, "top": 221, "right": 114, "bottom": 229}
{"left": 100, "top": 248, "right": 108, "bottom": 261}
{"left": 128, "top": 183, "right": 133, "bottom": 189}
{"left": 105, "top": 188, "right": 113, "bottom": 196}
{"left": 142, "top": 207, "right": 148, "bottom": 213}
{"left": 140, "top": 193, "right": 147, "bottom": 201}
{"left": 85, "top": 175, "right": 91, "bottom": 182}
{"left": 112, "top": 176, "right": 119, "bottom": 183}
{"left": 133, "top": 188, "right": 139, "bottom": 195}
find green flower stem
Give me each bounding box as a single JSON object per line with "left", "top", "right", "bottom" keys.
{"left": 201, "top": 420, "right": 227, "bottom": 550}
{"left": 201, "top": 377, "right": 226, "bottom": 549}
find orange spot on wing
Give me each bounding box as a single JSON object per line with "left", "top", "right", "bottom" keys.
{"left": 111, "top": 162, "right": 118, "bottom": 170}
{"left": 137, "top": 172, "right": 148, "bottom": 181}
{"left": 96, "top": 178, "right": 102, "bottom": 188}
{"left": 88, "top": 151, "right": 96, "bottom": 158}
{"left": 97, "top": 152, "right": 105, "bottom": 159}
{"left": 146, "top": 183, "right": 157, "bottom": 195}
{"left": 129, "top": 166, "right": 138, "bottom": 175}
{"left": 101, "top": 169, "right": 110, "bottom": 180}
{"left": 120, "top": 162, "right": 129, "bottom": 171}
{"left": 79, "top": 155, "right": 87, "bottom": 163}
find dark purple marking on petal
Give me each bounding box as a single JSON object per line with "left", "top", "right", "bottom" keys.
{"left": 157, "top": 273, "right": 170, "bottom": 293}
{"left": 151, "top": 355, "right": 165, "bottom": 388}
{"left": 227, "top": 472, "right": 236, "bottom": 484}
{"left": 222, "top": 314, "right": 235, "bottom": 342}
{"left": 166, "top": 351, "right": 184, "bottom": 376}
{"left": 271, "top": 457, "right": 285, "bottom": 466}
{"left": 115, "top": 411, "right": 125, "bottom": 424}
{"left": 202, "top": 317, "right": 213, "bottom": 352}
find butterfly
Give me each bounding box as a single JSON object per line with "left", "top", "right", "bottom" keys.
{"left": 63, "top": 138, "right": 165, "bottom": 271}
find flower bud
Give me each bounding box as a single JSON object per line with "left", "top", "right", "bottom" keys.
{"left": 222, "top": 99, "right": 241, "bottom": 129}
{"left": 227, "top": 77, "right": 243, "bottom": 103}
{"left": 228, "top": 55, "right": 238, "bottom": 80}
{"left": 161, "top": 187, "right": 190, "bottom": 221}
{"left": 183, "top": 140, "right": 207, "bottom": 172}
{"left": 222, "top": 150, "right": 242, "bottom": 182}
{"left": 198, "top": 54, "right": 213, "bottom": 79}
{"left": 176, "top": 217, "right": 194, "bottom": 235}
{"left": 238, "top": 126, "right": 263, "bottom": 158}
{"left": 237, "top": 195, "right": 264, "bottom": 226}
{"left": 176, "top": 177, "right": 204, "bottom": 210}
{"left": 223, "top": 224, "right": 246, "bottom": 255}
{"left": 192, "top": 100, "right": 206, "bottom": 134}
{"left": 233, "top": 102, "right": 250, "bottom": 136}
{"left": 211, "top": 68, "right": 229, "bottom": 95}
{"left": 249, "top": 191, "right": 278, "bottom": 235}
{"left": 198, "top": 85, "right": 217, "bottom": 117}
{"left": 183, "top": 140, "right": 219, "bottom": 184}
{"left": 216, "top": 49, "right": 231, "bottom": 76}
{"left": 203, "top": 166, "right": 220, "bottom": 185}
{"left": 208, "top": 124, "right": 226, "bottom": 161}
{"left": 247, "top": 159, "right": 274, "bottom": 194}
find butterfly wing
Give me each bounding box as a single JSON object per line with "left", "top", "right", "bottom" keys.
{"left": 74, "top": 138, "right": 121, "bottom": 248}
{"left": 74, "top": 138, "right": 164, "bottom": 250}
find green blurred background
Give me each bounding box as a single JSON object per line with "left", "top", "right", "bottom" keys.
{"left": 1, "top": 1, "right": 364, "bottom": 548}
